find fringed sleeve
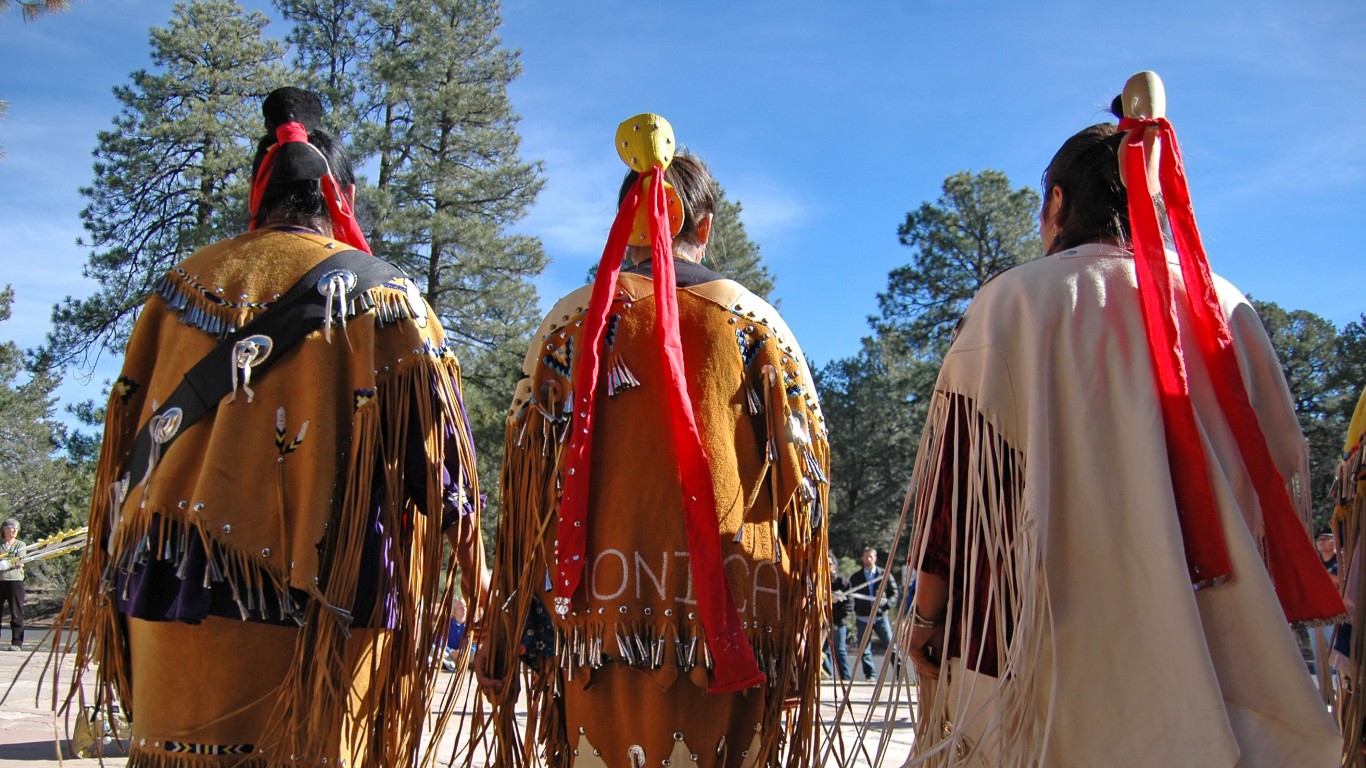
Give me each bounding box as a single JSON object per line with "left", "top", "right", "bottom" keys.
{"left": 1333, "top": 389, "right": 1366, "bottom": 766}
{"left": 54, "top": 298, "right": 165, "bottom": 732}
{"left": 478, "top": 298, "right": 575, "bottom": 767}
{"left": 55, "top": 261, "right": 482, "bottom": 768}
{"left": 752, "top": 336, "right": 830, "bottom": 768}
{"left": 905, "top": 390, "right": 1043, "bottom": 768}
{"left": 260, "top": 301, "right": 480, "bottom": 768}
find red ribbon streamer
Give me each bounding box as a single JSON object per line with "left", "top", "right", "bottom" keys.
{"left": 247, "top": 121, "right": 371, "bottom": 254}
{"left": 557, "top": 168, "right": 764, "bottom": 692}
{"left": 1120, "top": 116, "right": 1343, "bottom": 623}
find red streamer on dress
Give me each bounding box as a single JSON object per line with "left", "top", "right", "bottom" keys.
{"left": 557, "top": 168, "right": 764, "bottom": 692}
{"left": 247, "top": 121, "right": 372, "bottom": 254}
{"left": 1120, "top": 117, "right": 1344, "bottom": 623}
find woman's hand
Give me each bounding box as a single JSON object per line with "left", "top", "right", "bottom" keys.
{"left": 472, "top": 641, "right": 517, "bottom": 701}
{"left": 903, "top": 620, "right": 945, "bottom": 680}
{"left": 902, "top": 570, "right": 950, "bottom": 680}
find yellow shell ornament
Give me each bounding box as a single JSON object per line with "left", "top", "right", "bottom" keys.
{"left": 616, "top": 113, "right": 685, "bottom": 245}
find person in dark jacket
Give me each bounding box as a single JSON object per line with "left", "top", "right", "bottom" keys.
{"left": 824, "top": 552, "right": 854, "bottom": 680}
{"left": 850, "top": 546, "right": 898, "bottom": 680}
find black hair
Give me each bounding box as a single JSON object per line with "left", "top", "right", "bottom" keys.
{"left": 616, "top": 152, "right": 717, "bottom": 247}
{"left": 249, "top": 87, "right": 356, "bottom": 228}
{"left": 1040, "top": 119, "right": 1129, "bottom": 254}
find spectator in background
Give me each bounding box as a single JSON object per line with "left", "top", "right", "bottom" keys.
{"left": 0, "top": 518, "right": 25, "bottom": 651}
{"left": 824, "top": 552, "right": 854, "bottom": 680}
{"left": 1318, "top": 532, "right": 1340, "bottom": 586}
{"left": 849, "top": 546, "right": 897, "bottom": 680}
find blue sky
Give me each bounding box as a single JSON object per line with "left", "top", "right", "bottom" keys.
{"left": 1, "top": 0, "right": 1363, "bottom": 412}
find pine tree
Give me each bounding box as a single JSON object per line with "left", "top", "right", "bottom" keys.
{"left": 0, "top": 0, "right": 70, "bottom": 21}
{"left": 46, "top": 0, "right": 289, "bottom": 367}
{"left": 1251, "top": 299, "right": 1354, "bottom": 528}
{"left": 815, "top": 337, "right": 929, "bottom": 556}
{"left": 362, "top": 0, "right": 544, "bottom": 386}
{"left": 272, "top": 0, "right": 373, "bottom": 141}
{"left": 708, "top": 185, "right": 776, "bottom": 302}
{"left": 819, "top": 169, "right": 1040, "bottom": 551}
{"left": 0, "top": 287, "right": 90, "bottom": 585}
{"left": 279, "top": 0, "right": 545, "bottom": 514}
{"left": 876, "top": 170, "right": 1041, "bottom": 359}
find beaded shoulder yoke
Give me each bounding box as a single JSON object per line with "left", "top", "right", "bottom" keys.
{"left": 482, "top": 270, "right": 831, "bottom": 767}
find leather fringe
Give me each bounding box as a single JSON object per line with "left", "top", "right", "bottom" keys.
{"left": 53, "top": 353, "right": 477, "bottom": 768}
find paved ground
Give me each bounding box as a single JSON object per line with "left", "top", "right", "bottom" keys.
{"left": 0, "top": 625, "right": 914, "bottom": 767}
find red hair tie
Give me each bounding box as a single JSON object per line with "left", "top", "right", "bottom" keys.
{"left": 1117, "top": 72, "right": 1342, "bottom": 623}
{"left": 248, "top": 120, "right": 371, "bottom": 254}
{"left": 555, "top": 115, "right": 763, "bottom": 693}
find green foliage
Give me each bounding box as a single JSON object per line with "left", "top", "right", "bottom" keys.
{"left": 1251, "top": 299, "right": 1360, "bottom": 529}
{"left": 877, "top": 170, "right": 1041, "bottom": 359}
{"left": 0, "top": 288, "right": 93, "bottom": 587}
{"left": 0, "top": 0, "right": 70, "bottom": 22}
{"left": 708, "top": 185, "right": 775, "bottom": 303}
{"left": 816, "top": 169, "right": 1040, "bottom": 552}
{"left": 272, "top": 0, "right": 372, "bottom": 140}
{"left": 278, "top": 0, "right": 546, "bottom": 524}
{"left": 1331, "top": 314, "right": 1366, "bottom": 422}
{"left": 46, "top": 0, "right": 289, "bottom": 367}
{"left": 816, "top": 337, "right": 931, "bottom": 557}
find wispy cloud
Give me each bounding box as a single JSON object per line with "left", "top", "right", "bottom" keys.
{"left": 723, "top": 176, "right": 813, "bottom": 255}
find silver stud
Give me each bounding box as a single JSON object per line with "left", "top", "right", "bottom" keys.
{"left": 222, "top": 524, "right": 232, "bottom": 534}
{"left": 178, "top": 500, "right": 188, "bottom": 509}
{"left": 193, "top": 502, "right": 205, "bottom": 512}
{"left": 262, "top": 548, "right": 271, "bottom": 557}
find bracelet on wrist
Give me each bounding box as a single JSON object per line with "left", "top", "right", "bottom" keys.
{"left": 908, "top": 606, "right": 939, "bottom": 629}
